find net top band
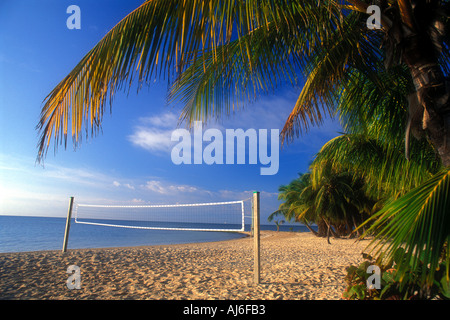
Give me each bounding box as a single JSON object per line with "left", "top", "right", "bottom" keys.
{"left": 76, "top": 200, "right": 245, "bottom": 208}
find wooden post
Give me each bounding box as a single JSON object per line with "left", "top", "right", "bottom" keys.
{"left": 253, "top": 191, "right": 260, "bottom": 284}
{"left": 62, "top": 197, "right": 74, "bottom": 253}
{"left": 250, "top": 202, "right": 254, "bottom": 238}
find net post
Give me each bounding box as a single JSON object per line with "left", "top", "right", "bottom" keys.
{"left": 62, "top": 196, "right": 74, "bottom": 253}
{"left": 253, "top": 191, "right": 260, "bottom": 284}
{"left": 250, "top": 201, "right": 254, "bottom": 237}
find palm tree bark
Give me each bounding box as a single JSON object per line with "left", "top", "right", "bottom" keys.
{"left": 402, "top": 34, "right": 450, "bottom": 167}
{"left": 327, "top": 224, "right": 331, "bottom": 244}
{"left": 395, "top": 1, "right": 450, "bottom": 167}
{"left": 303, "top": 222, "right": 318, "bottom": 236}
{"left": 323, "top": 219, "right": 333, "bottom": 244}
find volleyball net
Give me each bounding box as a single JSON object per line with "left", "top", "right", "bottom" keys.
{"left": 74, "top": 199, "right": 249, "bottom": 232}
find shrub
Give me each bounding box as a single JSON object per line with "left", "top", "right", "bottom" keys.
{"left": 343, "top": 249, "right": 450, "bottom": 300}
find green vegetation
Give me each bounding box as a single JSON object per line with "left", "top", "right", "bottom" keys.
{"left": 268, "top": 166, "right": 375, "bottom": 243}
{"left": 343, "top": 248, "right": 450, "bottom": 300}
{"left": 271, "top": 60, "right": 450, "bottom": 296}
{"left": 38, "top": 1, "right": 450, "bottom": 299}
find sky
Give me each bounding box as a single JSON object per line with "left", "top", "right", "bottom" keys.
{"left": 0, "top": 0, "right": 342, "bottom": 223}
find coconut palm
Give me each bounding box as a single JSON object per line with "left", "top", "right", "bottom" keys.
{"left": 310, "top": 49, "right": 449, "bottom": 287}
{"left": 36, "top": 1, "right": 450, "bottom": 166}
{"left": 275, "top": 52, "right": 450, "bottom": 288}
{"left": 268, "top": 173, "right": 321, "bottom": 235}
{"left": 271, "top": 165, "right": 375, "bottom": 243}
{"left": 273, "top": 219, "right": 285, "bottom": 231}
{"left": 37, "top": 0, "right": 450, "bottom": 295}
{"left": 362, "top": 168, "right": 450, "bottom": 288}
{"left": 313, "top": 128, "right": 449, "bottom": 284}
{"left": 309, "top": 162, "right": 376, "bottom": 243}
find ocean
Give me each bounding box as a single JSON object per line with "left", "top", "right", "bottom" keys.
{"left": 0, "top": 215, "right": 313, "bottom": 253}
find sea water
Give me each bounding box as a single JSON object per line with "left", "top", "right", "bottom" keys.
{"left": 0, "top": 215, "right": 312, "bottom": 253}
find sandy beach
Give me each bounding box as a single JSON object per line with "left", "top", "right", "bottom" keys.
{"left": 0, "top": 231, "right": 369, "bottom": 300}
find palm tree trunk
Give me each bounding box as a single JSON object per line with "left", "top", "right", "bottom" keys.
{"left": 402, "top": 31, "right": 450, "bottom": 166}
{"left": 303, "top": 222, "right": 318, "bottom": 236}
{"left": 326, "top": 224, "right": 331, "bottom": 244}
{"left": 352, "top": 216, "right": 362, "bottom": 237}
{"left": 323, "top": 219, "right": 332, "bottom": 244}
{"left": 317, "top": 219, "right": 328, "bottom": 237}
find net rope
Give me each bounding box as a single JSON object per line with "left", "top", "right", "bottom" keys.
{"left": 74, "top": 199, "right": 247, "bottom": 232}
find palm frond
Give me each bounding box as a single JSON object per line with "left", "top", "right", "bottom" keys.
{"left": 280, "top": 10, "right": 385, "bottom": 143}
{"left": 37, "top": 0, "right": 296, "bottom": 161}
{"left": 313, "top": 133, "right": 440, "bottom": 198}
{"left": 38, "top": 0, "right": 188, "bottom": 160}
{"left": 168, "top": 1, "right": 346, "bottom": 127}
{"left": 168, "top": 21, "right": 302, "bottom": 125}
{"left": 361, "top": 168, "right": 450, "bottom": 286}
{"left": 338, "top": 64, "right": 414, "bottom": 144}
{"left": 38, "top": 0, "right": 353, "bottom": 161}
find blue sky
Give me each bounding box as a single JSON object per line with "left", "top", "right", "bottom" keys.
{"left": 0, "top": 0, "right": 341, "bottom": 222}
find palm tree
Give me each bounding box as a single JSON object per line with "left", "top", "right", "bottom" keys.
{"left": 37, "top": 0, "right": 450, "bottom": 294}
{"left": 268, "top": 173, "right": 321, "bottom": 236}
{"left": 271, "top": 165, "right": 375, "bottom": 243}
{"left": 273, "top": 219, "right": 285, "bottom": 231}
{"left": 36, "top": 1, "right": 450, "bottom": 167}
{"left": 309, "top": 162, "right": 375, "bottom": 243}
{"left": 310, "top": 50, "right": 449, "bottom": 287}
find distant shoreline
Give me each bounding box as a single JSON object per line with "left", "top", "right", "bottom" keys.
{"left": 0, "top": 215, "right": 316, "bottom": 253}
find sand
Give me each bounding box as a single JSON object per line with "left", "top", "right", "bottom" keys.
{"left": 0, "top": 231, "right": 369, "bottom": 300}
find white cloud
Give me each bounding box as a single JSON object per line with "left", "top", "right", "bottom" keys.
{"left": 113, "top": 181, "right": 135, "bottom": 189}
{"left": 140, "top": 112, "right": 179, "bottom": 128}
{"left": 128, "top": 127, "right": 174, "bottom": 152}
{"left": 0, "top": 153, "right": 279, "bottom": 217}
{"left": 124, "top": 183, "right": 135, "bottom": 190}
{"left": 131, "top": 198, "right": 146, "bottom": 204}
{"left": 127, "top": 95, "right": 328, "bottom": 158}
{"left": 128, "top": 112, "right": 180, "bottom": 152}
{"left": 143, "top": 180, "right": 199, "bottom": 195}
{"left": 140, "top": 179, "right": 274, "bottom": 204}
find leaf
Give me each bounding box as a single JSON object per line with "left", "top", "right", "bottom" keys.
{"left": 312, "top": 133, "right": 438, "bottom": 199}
{"left": 382, "top": 269, "right": 395, "bottom": 284}
{"left": 345, "top": 265, "right": 358, "bottom": 276}
{"left": 362, "top": 252, "right": 375, "bottom": 261}
{"left": 393, "top": 247, "right": 406, "bottom": 265}
{"left": 281, "top": 10, "right": 384, "bottom": 143}
{"left": 439, "top": 276, "right": 450, "bottom": 299}
{"left": 356, "top": 261, "right": 371, "bottom": 280}
{"left": 362, "top": 168, "right": 450, "bottom": 286}
{"left": 353, "top": 284, "right": 366, "bottom": 300}
{"left": 380, "top": 281, "right": 395, "bottom": 299}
